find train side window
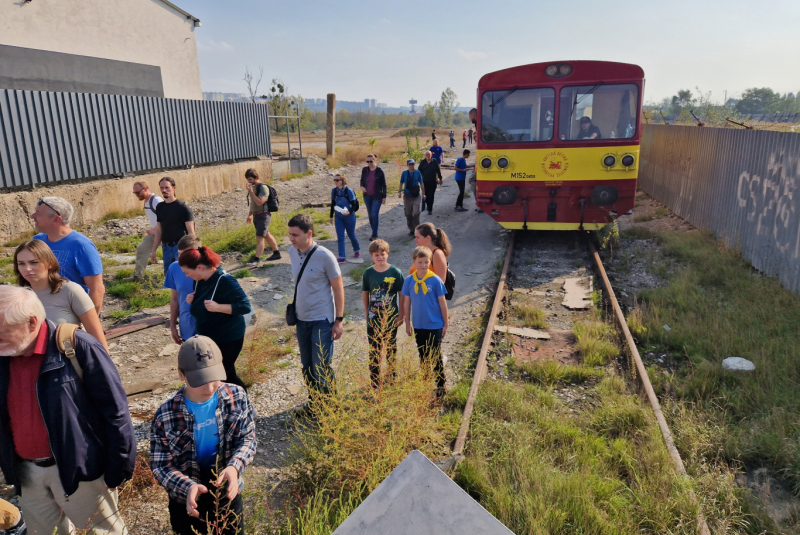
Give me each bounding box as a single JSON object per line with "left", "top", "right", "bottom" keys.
{"left": 558, "top": 84, "right": 639, "bottom": 141}
{"left": 481, "top": 88, "right": 555, "bottom": 143}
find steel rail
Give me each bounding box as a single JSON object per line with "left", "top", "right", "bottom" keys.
{"left": 451, "top": 230, "right": 516, "bottom": 460}
{"left": 588, "top": 239, "right": 711, "bottom": 535}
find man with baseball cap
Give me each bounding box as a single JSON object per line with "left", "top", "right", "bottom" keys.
{"left": 398, "top": 159, "right": 425, "bottom": 236}
{"left": 150, "top": 336, "right": 257, "bottom": 535}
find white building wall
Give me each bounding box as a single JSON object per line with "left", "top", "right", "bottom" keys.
{"left": 0, "top": 0, "right": 202, "bottom": 100}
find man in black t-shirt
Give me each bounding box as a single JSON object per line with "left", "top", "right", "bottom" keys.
{"left": 576, "top": 116, "right": 602, "bottom": 140}
{"left": 418, "top": 150, "right": 443, "bottom": 215}
{"left": 150, "top": 177, "right": 195, "bottom": 274}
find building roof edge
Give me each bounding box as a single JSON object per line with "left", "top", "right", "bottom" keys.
{"left": 158, "top": 0, "right": 200, "bottom": 24}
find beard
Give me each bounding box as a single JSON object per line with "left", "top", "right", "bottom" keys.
{"left": 0, "top": 330, "right": 38, "bottom": 357}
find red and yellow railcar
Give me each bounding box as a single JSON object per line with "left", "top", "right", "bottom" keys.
{"left": 474, "top": 60, "right": 644, "bottom": 230}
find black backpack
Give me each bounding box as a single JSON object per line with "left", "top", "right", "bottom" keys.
{"left": 333, "top": 186, "right": 360, "bottom": 213}
{"left": 259, "top": 183, "right": 279, "bottom": 212}
{"left": 405, "top": 171, "right": 420, "bottom": 198}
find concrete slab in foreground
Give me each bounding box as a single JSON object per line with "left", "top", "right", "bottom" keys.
{"left": 332, "top": 450, "right": 513, "bottom": 535}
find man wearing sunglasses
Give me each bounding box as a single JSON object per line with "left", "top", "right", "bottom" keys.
{"left": 32, "top": 196, "right": 105, "bottom": 314}
{"left": 359, "top": 154, "right": 387, "bottom": 241}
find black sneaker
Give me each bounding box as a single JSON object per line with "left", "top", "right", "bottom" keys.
{"left": 427, "top": 210, "right": 433, "bottom": 215}
{"left": 369, "top": 235, "right": 378, "bottom": 241}
{"left": 266, "top": 251, "right": 282, "bottom": 261}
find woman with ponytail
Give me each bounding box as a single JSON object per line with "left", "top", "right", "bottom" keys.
{"left": 412, "top": 223, "right": 451, "bottom": 281}
{"left": 180, "top": 246, "right": 252, "bottom": 388}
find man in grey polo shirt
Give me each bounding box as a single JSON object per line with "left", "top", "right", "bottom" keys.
{"left": 287, "top": 214, "right": 345, "bottom": 400}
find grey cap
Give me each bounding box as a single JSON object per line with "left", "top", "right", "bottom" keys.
{"left": 178, "top": 335, "right": 226, "bottom": 387}
{"left": 406, "top": 159, "right": 415, "bottom": 165}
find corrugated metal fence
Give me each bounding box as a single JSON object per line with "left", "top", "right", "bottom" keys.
{"left": 639, "top": 125, "right": 800, "bottom": 292}
{"left": 0, "top": 88, "right": 271, "bottom": 189}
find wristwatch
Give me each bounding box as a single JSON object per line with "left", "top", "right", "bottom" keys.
{"left": 335, "top": 316, "right": 344, "bottom": 323}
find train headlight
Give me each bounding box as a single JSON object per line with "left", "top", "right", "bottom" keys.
{"left": 481, "top": 157, "right": 493, "bottom": 169}
{"left": 591, "top": 186, "right": 619, "bottom": 206}
{"left": 492, "top": 187, "right": 518, "bottom": 205}
{"left": 545, "top": 65, "right": 558, "bottom": 77}
{"left": 497, "top": 157, "right": 509, "bottom": 169}
{"left": 559, "top": 64, "right": 573, "bottom": 76}
{"left": 621, "top": 154, "right": 635, "bottom": 167}
{"left": 545, "top": 63, "right": 573, "bottom": 78}
{"left": 603, "top": 155, "right": 616, "bottom": 168}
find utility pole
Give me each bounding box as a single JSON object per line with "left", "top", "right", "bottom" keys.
{"left": 326, "top": 93, "right": 336, "bottom": 157}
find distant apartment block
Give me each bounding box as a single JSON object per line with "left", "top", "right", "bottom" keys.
{"left": 0, "top": 0, "right": 203, "bottom": 99}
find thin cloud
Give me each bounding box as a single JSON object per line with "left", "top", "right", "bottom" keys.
{"left": 197, "top": 39, "right": 234, "bottom": 52}
{"left": 457, "top": 49, "right": 487, "bottom": 61}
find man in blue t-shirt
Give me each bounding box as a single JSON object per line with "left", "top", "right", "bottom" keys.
{"left": 31, "top": 196, "right": 105, "bottom": 313}
{"left": 429, "top": 139, "right": 444, "bottom": 164}
{"left": 454, "top": 149, "right": 474, "bottom": 212}
{"left": 164, "top": 235, "right": 199, "bottom": 344}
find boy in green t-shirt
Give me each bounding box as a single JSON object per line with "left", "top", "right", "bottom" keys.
{"left": 361, "top": 239, "right": 405, "bottom": 389}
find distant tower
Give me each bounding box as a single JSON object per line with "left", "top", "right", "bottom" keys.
{"left": 409, "top": 99, "right": 418, "bottom": 113}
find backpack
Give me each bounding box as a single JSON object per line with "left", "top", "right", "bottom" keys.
{"left": 261, "top": 183, "right": 279, "bottom": 212}
{"left": 55, "top": 323, "right": 84, "bottom": 380}
{"left": 405, "top": 171, "right": 420, "bottom": 198}
{"left": 333, "top": 187, "right": 360, "bottom": 213}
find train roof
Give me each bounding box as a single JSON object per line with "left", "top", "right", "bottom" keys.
{"left": 479, "top": 61, "right": 645, "bottom": 89}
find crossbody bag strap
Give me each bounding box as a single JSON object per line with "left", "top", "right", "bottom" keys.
{"left": 209, "top": 270, "right": 228, "bottom": 302}
{"left": 291, "top": 245, "right": 318, "bottom": 305}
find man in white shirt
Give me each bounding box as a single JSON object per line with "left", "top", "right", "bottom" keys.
{"left": 130, "top": 181, "right": 163, "bottom": 281}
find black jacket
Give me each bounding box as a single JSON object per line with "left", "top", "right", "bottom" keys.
{"left": 360, "top": 166, "right": 387, "bottom": 199}
{"left": 0, "top": 321, "right": 136, "bottom": 495}
{"left": 419, "top": 159, "right": 443, "bottom": 183}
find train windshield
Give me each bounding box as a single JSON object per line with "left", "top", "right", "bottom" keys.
{"left": 558, "top": 84, "right": 638, "bottom": 141}
{"left": 481, "top": 88, "right": 555, "bottom": 143}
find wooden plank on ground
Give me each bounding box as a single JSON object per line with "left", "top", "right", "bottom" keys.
{"left": 493, "top": 325, "right": 551, "bottom": 339}
{"left": 105, "top": 316, "right": 166, "bottom": 340}
{"left": 562, "top": 277, "right": 593, "bottom": 309}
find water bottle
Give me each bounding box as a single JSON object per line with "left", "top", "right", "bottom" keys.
{"left": 610, "top": 130, "right": 616, "bottom": 139}
{"left": 625, "top": 124, "right": 633, "bottom": 138}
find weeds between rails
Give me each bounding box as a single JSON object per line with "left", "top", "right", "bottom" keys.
{"left": 452, "top": 231, "right": 745, "bottom": 534}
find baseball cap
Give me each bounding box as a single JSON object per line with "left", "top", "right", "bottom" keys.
{"left": 178, "top": 335, "right": 226, "bottom": 387}
{"left": 406, "top": 159, "right": 415, "bottom": 165}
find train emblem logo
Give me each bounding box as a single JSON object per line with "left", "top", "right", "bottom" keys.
{"left": 542, "top": 151, "right": 569, "bottom": 178}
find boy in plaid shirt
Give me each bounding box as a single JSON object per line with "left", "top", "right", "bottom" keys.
{"left": 150, "top": 336, "right": 257, "bottom": 535}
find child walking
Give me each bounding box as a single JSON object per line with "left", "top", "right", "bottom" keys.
{"left": 401, "top": 246, "right": 449, "bottom": 399}
{"left": 361, "top": 239, "right": 405, "bottom": 389}
{"left": 329, "top": 173, "right": 361, "bottom": 263}
{"left": 150, "top": 336, "right": 257, "bottom": 535}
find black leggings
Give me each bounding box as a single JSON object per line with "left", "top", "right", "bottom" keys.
{"left": 215, "top": 338, "right": 246, "bottom": 389}
{"left": 456, "top": 180, "right": 465, "bottom": 208}
{"left": 423, "top": 180, "right": 437, "bottom": 212}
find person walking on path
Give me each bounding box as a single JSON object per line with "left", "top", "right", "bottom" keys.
{"left": 468, "top": 127, "right": 474, "bottom": 144}
{"left": 14, "top": 239, "right": 109, "bottom": 352}
{"left": 31, "top": 196, "right": 105, "bottom": 314}
{"left": 164, "top": 235, "right": 200, "bottom": 344}
{"left": 360, "top": 154, "right": 388, "bottom": 241}
{"left": 454, "top": 149, "right": 473, "bottom": 211}
{"left": 398, "top": 159, "right": 425, "bottom": 236}
{"left": 431, "top": 129, "right": 436, "bottom": 141}
{"left": 448, "top": 130, "right": 455, "bottom": 148}
{"left": 361, "top": 240, "right": 404, "bottom": 390}
{"left": 130, "top": 181, "right": 163, "bottom": 281}
{"left": 181, "top": 247, "right": 252, "bottom": 389}
{"left": 462, "top": 130, "right": 467, "bottom": 148}
{"left": 150, "top": 335, "right": 256, "bottom": 535}
{"left": 401, "top": 247, "right": 448, "bottom": 399}
{"left": 287, "top": 214, "right": 345, "bottom": 402}
{"left": 329, "top": 174, "right": 361, "bottom": 264}
{"left": 419, "top": 151, "right": 443, "bottom": 215}
{"left": 429, "top": 138, "right": 444, "bottom": 164}
{"left": 150, "top": 177, "right": 195, "bottom": 275}
{"left": 0, "top": 286, "right": 135, "bottom": 535}
{"left": 413, "top": 223, "right": 451, "bottom": 283}
{"left": 244, "top": 169, "right": 281, "bottom": 265}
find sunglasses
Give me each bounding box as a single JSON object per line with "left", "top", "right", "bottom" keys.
{"left": 37, "top": 197, "right": 60, "bottom": 216}
{"left": 334, "top": 179, "right": 343, "bottom": 183}
{"left": 365, "top": 160, "right": 374, "bottom": 163}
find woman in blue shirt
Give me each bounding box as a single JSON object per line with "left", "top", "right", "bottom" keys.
{"left": 180, "top": 246, "right": 252, "bottom": 389}
{"left": 329, "top": 174, "right": 361, "bottom": 263}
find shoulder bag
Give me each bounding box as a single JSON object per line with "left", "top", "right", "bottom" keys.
{"left": 286, "top": 245, "right": 318, "bottom": 326}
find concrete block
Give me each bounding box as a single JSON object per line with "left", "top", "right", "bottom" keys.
{"left": 333, "top": 450, "right": 513, "bottom": 535}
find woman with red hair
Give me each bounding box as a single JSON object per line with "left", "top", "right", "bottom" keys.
{"left": 180, "top": 246, "right": 252, "bottom": 388}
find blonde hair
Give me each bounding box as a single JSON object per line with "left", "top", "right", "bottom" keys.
{"left": 0, "top": 286, "right": 46, "bottom": 326}
{"left": 14, "top": 239, "right": 66, "bottom": 294}
{"left": 369, "top": 239, "right": 390, "bottom": 254}
{"left": 412, "top": 246, "right": 432, "bottom": 260}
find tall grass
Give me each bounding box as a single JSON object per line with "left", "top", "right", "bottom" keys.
{"left": 573, "top": 318, "right": 620, "bottom": 366}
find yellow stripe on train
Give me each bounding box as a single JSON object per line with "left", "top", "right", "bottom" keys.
{"left": 500, "top": 221, "right": 607, "bottom": 231}
{"left": 476, "top": 146, "right": 639, "bottom": 182}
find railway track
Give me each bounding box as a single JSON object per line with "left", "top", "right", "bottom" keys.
{"left": 449, "top": 229, "right": 711, "bottom": 535}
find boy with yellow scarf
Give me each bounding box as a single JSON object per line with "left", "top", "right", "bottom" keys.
{"left": 401, "top": 246, "right": 449, "bottom": 399}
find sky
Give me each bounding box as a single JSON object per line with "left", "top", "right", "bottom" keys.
{"left": 182, "top": 0, "right": 800, "bottom": 107}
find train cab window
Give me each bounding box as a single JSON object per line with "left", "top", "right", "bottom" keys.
{"left": 558, "top": 84, "right": 638, "bottom": 141}
{"left": 481, "top": 88, "right": 555, "bottom": 143}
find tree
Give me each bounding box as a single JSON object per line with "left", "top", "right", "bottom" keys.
{"left": 437, "top": 88, "right": 459, "bottom": 126}
{"left": 669, "top": 89, "right": 694, "bottom": 114}
{"left": 420, "top": 102, "right": 437, "bottom": 127}
{"left": 243, "top": 66, "right": 264, "bottom": 104}
{"left": 735, "top": 88, "right": 780, "bottom": 115}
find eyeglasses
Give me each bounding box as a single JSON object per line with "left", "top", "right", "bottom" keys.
{"left": 37, "top": 197, "right": 60, "bottom": 216}
{"left": 132, "top": 189, "right": 143, "bottom": 195}
{"left": 365, "top": 160, "right": 374, "bottom": 163}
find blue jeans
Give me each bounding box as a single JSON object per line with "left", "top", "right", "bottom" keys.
{"left": 334, "top": 212, "right": 360, "bottom": 259}
{"left": 296, "top": 319, "right": 335, "bottom": 395}
{"left": 362, "top": 195, "right": 382, "bottom": 237}
{"left": 162, "top": 244, "right": 179, "bottom": 274}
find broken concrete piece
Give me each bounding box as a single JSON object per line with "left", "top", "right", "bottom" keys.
{"left": 273, "top": 293, "right": 284, "bottom": 300}
{"left": 333, "top": 450, "right": 513, "bottom": 535}
{"left": 158, "top": 343, "right": 180, "bottom": 358}
{"left": 348, "top": 257, "right": 365, "bottom": 264}
{"left": 342, "top": 276, "right": 359, "bottom": 287}
{"left": 562, "top": 277, "right": 593, "bottom": 309}
{"left": 493, "top": 325, "right": 550, "bottom": 339}
{"left": 286, "top": 384, "right": 302, "bottom": 396}
{"left": 722, "top": 357, "right": 755, "bottom": 371}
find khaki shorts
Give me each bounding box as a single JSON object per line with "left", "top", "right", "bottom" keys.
{"left": 253, "top": 211, "right": 271, "bottom": 237}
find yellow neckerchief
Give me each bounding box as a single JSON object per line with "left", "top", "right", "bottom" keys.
{"left": 413, "top": 269, "right": 435, "bottom": 294}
